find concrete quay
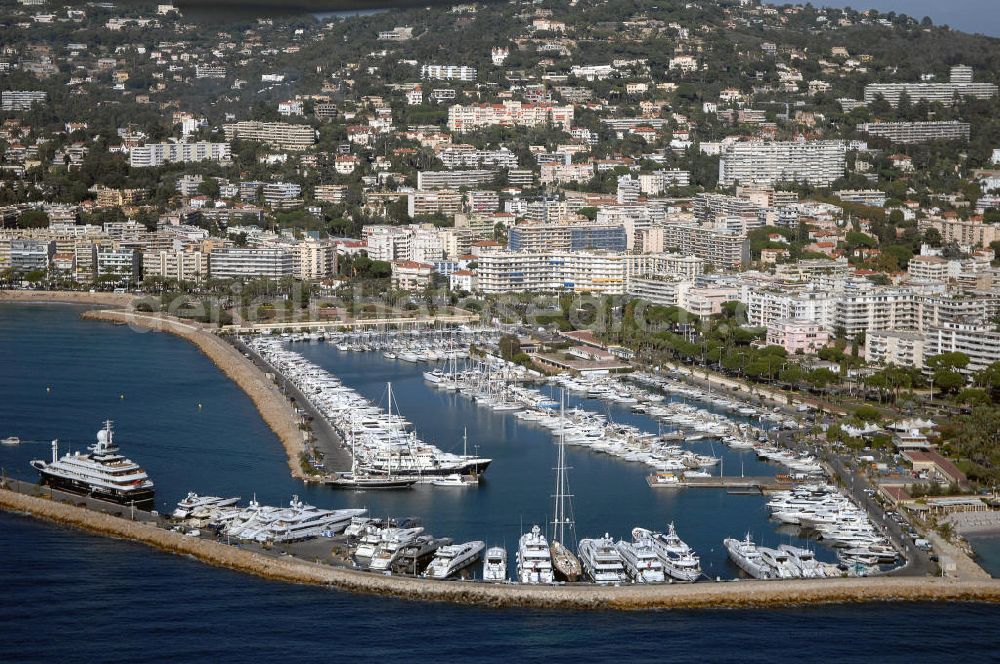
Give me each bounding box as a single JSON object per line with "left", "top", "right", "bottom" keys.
{"left": 2, "top": 484, "right": 1000, "bottom": 610}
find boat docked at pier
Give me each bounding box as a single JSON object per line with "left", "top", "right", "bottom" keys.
{"left": 422, "top": 540, "right": 485, "bottom": 579}
{"left": 578, "top": 535, "right": 628, "bottom": 585}
{"left": 482, "top": 546, "right": 508, "bottom": 582}
{"left": 222, "top": 496, "right": 365, "bottom": 544}
{"left": 517, "top": 525, "right": 554, "bottom": 584}
{"left": 369, "top": 527, "right": 426, "bottom": 571}
{"left": 392, "top": 536, "right": 453, "bottom": 576}
{"left": 723, "top": 533, "right": 775, "bottom": 580}
{"left": 616, "top": 539, "right": 666, "bottom": 583}
{"left": 172, "top": 493, "right": 240, "bottom": 520}
{"left": 632, "top": 524, "right": 702, "bottom": 582}
{"left": 30, "top": 421, "right": 155, "bottom": 510}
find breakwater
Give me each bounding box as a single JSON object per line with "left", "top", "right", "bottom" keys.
{"left": 80, "top": 309, "right": 310, "bottom": 481}
{"left": 2, "top": 486, "right": 999, "bottom": 609}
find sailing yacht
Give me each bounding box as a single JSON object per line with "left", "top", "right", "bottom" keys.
{"left": 550, "top": 390, "right": 582, "bottom": 582}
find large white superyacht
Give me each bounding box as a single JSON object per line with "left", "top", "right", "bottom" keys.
{"left": 578, "top": 535, "right": 628, "bottom": 585}
{"left": 632, "top": 524, "right": 702, "bottom": 582}
{"left": 723, "top": 533, "right": 775, "bottom": 580}
{"left": 30, "top": 421, "right": 155, "bottom": 510}
{"left": 516, "top": 524, "right": 554, "bottom": 584}
{"left": 422, "top": 540, "right": 486, "bottom": 579}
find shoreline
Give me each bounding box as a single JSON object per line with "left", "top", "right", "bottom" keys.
{"left": 0, "top": 289, "right": 137, "bottom": 308}
{"left": 79, "top": 309, "right": 310, "bottom": 482}
{"left": 2, "top": 486, "right": 999, "bottom": 609}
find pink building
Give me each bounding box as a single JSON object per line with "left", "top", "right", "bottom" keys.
{"left": 766, "top": 318, "right": 830, "bottom": 355}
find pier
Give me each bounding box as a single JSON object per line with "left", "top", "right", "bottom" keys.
{"left": 647, "top": 475, "right": 796, "bottom": 492}
{"left": 2, "top": 480, "right": 1000, "bottom": 610}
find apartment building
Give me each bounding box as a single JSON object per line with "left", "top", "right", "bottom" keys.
{"left": 741, "top": 285, "right": 835, "bottom": 329}
{"left": 209, "top": 247, "right": 293, "bottom": 279}
{"left": 626, "top": 275, "right": 692, "bottom": 308}
{"left": 417, "top": 169, "right": 497, "bottom": 190}
{"left": 923, "top": 323, "right": 1000, "bottom": 375}
{"left": 834, "top": 190, "right": 887, "bottom": 207}
{"left": 857, "top": 121, "right": 970, "bottom": 144}
{"left": 864, "top": 65, "right": 997, "bottom": 106}
{"left": 507, "top": 222, "right": 627, "bottom": 253}
{"left": 408, "top": 189, "right": 463, "bottom": 218}
{"left": 143, "top": 248, "right": 208, "bottom": 282}
{"left": 833, "top": 286, "right": 916, "bottom": 338}
{"left": 540, "top": 162, "right": 594, "bottom": 184}
{"left": 718, "top": 140, "right": 847, "bottom": 187}
{"left": 918, "top": 217, "right": 1000, "bottom": 249}
{"left": 766, "top": 319, "right": 830, "bottom": 355}
{"left": 222, "top": 121, "right": 316, "bottom": 150}
{"left": 364, "top": 226, "right": 413, "bottom": 262}
{"left": 129, "top": 142, "right": 231, "bottom": 167}
{"left": 391, "top": 260, "right": 434, "bottom": 291}
{"left": 1, "top": 90, "right": 47, "bottom": 110}
{"left": 438, "top": 146, "right": 518, "bottom": 169}
{"left": 474, "top": 250, "right": 626, "bottom": 294}
{"left": 291, "top": 238, "right": 335, "bottom": 280}
{"left": 656, "top": 223, "right": 750, "bottom": 269}
{"left": 866, "top": 330, "right": 926, "bottom": 369}
{"left": 93, "top": 247, "right": 141, "bottom": 285}
{"left": 638, "top": 170, "right": 691, "bottom": 195}
{"left": 9, "top": 239, "right": 53, "bottom": 273}
{"left": 421, "top": 65, "right": 477, "bottom": 82}
{"left": 447, "top": 101, "right": 574, "bottom": 132}
{"left": 625, "top": 253, "right": 705, "bottom": 283}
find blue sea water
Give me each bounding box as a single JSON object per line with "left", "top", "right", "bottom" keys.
{"left": 2, "top": 303, "right": 1000, "bottom": 660}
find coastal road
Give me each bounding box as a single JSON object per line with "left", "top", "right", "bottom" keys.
{"left": 232, "top": 337, "right": 351, "bottom": 470}
{"left": 825, "top": 454, "right": 937, "bottom": 577}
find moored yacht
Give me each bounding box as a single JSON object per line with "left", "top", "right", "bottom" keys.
{"left": 422, "top": 540, "right": 485, "bottom": 579}
{"left": 578, "top": 535, "right": 628, "bottom": 585}
{"left": 516, "top": 525, "right": 554, "bottom": 584}
{"left": 616, "top": 539, "right": 665, "bottom": 583}
{"left": 30, "top": 421, "right": 155, "bottom": 510}
{"left": 723, "top": 533, "right": 774, "bottom": 580}
{"left": 482, "top": 546, "right": 508, "bottom": 582}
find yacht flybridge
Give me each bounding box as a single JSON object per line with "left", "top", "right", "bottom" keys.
{"left": 30, "top": 421, "right": 155, "bottom": 510}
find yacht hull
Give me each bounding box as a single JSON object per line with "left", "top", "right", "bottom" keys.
{"left": 34, "top": 469, "right": 155, "bottom": 510}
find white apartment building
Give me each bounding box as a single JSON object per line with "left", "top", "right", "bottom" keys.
{"left": 222, "top": 121, "right": 316, "bottom": 150}
{"left": 858, "top": 121, "right": 970, "bottom": 144}
{"left": 625, "top": 253, "right": 704, "bottom": 283}
{"left": 421, "top": 65, "right": 477, "bottom": 82}
{"left": 209, "top": 247, "right": 293, "bottom": 279}
{"left": 1, "top": 90, "right": 47, "bottom": 110}
{"left": 718, "top": 140, "right": 846, "bottom": 187}
{"left": 923, "top": 324, "right": 1000, "bottom": 375}
{"left": 638, "top": 170, "right": 691, "bottom": 195}
{"left": 474, "top": 250, "right": 626, "bottom": 295}
{"left": 655, "top": 223, "right": 750, "bottom": 269}
{"left": 626, "top": 275, "right": 692, "bottom": 308}
{"left": 864, "top": 66, "right": 997, "bottom": 106}
{"left": 364, "top": 226, "right": 413, "bottom": 262}
{"left": 129, "top": 142, "right": 231, "bottom": 167}
{"left": 833, "top": 286, "right": 916, "bottom": 338}
{"left": 740, "top": 284, "right": 835, "bottom": 329}
{"left": 541, "top": 162, "right": 594, "bottom": 184}
{"left": 417, "top": 169, "right": 497, "bottom": 190}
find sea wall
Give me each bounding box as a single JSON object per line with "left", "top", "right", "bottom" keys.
{"left": 0, "top": 289, "right": 136, "bottom": 308}
{"left": 79, "top": 309, "right": 309, "bottom": 480}
{"left": 2, "top": 487, "right": 999, "bottom": 609}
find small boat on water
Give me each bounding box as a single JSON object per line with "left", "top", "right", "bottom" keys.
{"left": 1, "top": 436, "right": 20, "bottom": 446}
{"left": 325, "top": 473, "right": 416, "bottom": 490}
{"left": 431, "top": 473, "right": 478, "bottom": 487}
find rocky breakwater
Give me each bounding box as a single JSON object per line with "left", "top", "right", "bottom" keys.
{"left": 79, "top": 309, "right": 308, "bottom": 480}
{"left": 3, "top": 487, "right": 1000, "bottom": 610}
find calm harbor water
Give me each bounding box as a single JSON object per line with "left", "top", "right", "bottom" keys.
{"left": 2, "top": 303, "right": 1000, "bottom": 659}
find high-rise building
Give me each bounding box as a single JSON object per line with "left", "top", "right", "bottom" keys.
{"left": 222, "top": 121, "right": 316, "bottom": 150}
{"left": 864, "top": 65, "right": 997, "bottom": 106}
{"left": 857, "top": 121, "right": 970, "bottom": 144}
{"left": 129, "top": 142, "right": 231, "bottom": 167}
{"left": 209, "top": 247, "right": 293, "bottom": 279}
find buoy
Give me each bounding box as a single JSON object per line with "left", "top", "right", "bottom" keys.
{"left": 198, "top": 403, "right": 203, "bottom": 410}
{"left": 46, "top": 387, "right": 51, "bottom": 393}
